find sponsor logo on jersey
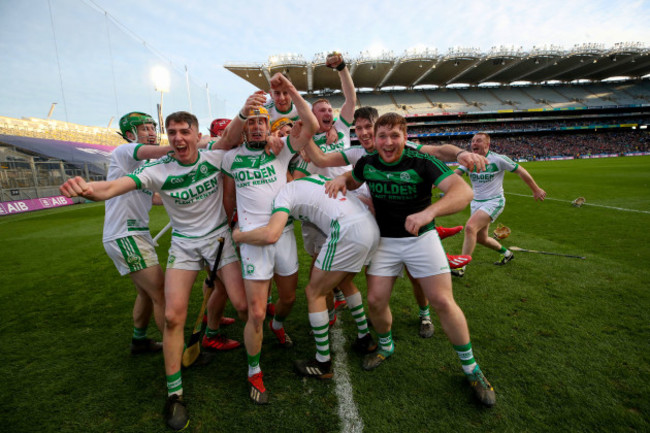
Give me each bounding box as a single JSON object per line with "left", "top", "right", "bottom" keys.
{"left": 161, "top": 161, "right": 220, "bottom": 190}
{"left": 314, "top": 132, "right": 345, "bottom": 153}
{"left": 233, "top": 164, "right": 277, "bottom": 182}
{"left": 230, "top": 153, "right": 276, "bottom": 170}
{"left": 368, "top": 182, "right": 417, "bottom": 198}
{"left": 363, "top": 167, "right": 423, "bottom": 185}
{"left": 469, "top": 164, "right": 498, "bottom": 183}
{"left": 170, "top": 176, "right": 219, "bottom": 204}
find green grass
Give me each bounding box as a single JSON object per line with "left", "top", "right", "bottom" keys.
{"left": 1, "top": 156, "right": 649, "bottom": 432}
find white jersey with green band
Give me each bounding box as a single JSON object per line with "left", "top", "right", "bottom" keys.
{"left": 127, "top": 149, "right": 228, "bottom": 239}
{"left": 272, "top": 174, "right": 368, "bottom": 233}
{"left": 263, "top": 96, "right": 306, "bottom": 123}
{"left": 103, "top": 143, "right": 155, "bottom": 242}
{"left": 221, "top": 137, "right": 297, "bottom": 231}
{"left": 457, "top": 150, "right": 518, "bottom": 201}
{"left": 307, "top": 117, "right": 353, "bottom": 178}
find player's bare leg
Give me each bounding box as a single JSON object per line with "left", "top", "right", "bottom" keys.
{"left": 203, "top": 265, "right": 244, "bottom": 351}
{"left": 268, "top": 272, "right": 297, "bottom": 348}
{"left": 129, "top": 265, "right": 165, "bottom": 354}
{"left": 461, "top": 211, "right": 492, "bottom": 256}
{"left": 243, "top": 279, "right": 271, "bottom": 404}
{"left": 419, "top": 273, "right": 495, "bottom": 407}
{"left": 163, "top": 269, "right": 197, "bottom": 397}
{"left": 407, "top": 271, "right": 434, "bottom": 338}
{"left": 362, "top": 275, "right": 396, "bottom": 370}
{"left": 294, "top": 268, "right": 350, "bottom": 379}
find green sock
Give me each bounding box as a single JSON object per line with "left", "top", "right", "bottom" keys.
{"left": 247, "top": 351, "right": 261, "bottom": 376}
{"left": 132, "top": 326, "right": 147, "bottom": 340}
{"left": 377, "top": 331, "right": 394, "bottom": 354}
{"left": 419, "top": 305, "right": 431, "bottom": 320}
{"left": 346, "top": 292, "right": 369, "bottom": 338}
{"left": 166, "top": 370, "right": 182, "bottom": 396}
{"left": 205, "top": 326, "right": 220, "bottom": 338}
{"left": 453, "top": 342, "right": 478, "bottom": 374}
{"left": 309, "top": 311, "right": 330, "bottom": 362}
{"left": 498, "top": 246, "right": 508, "bottom": 254}
{"left": 334, "top": 289, "right": 345, "bottom": 302}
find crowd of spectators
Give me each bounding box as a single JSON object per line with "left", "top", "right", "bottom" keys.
{"left": 417, "top": 131, "right": 649, "bottom": 160}
{"left": 407, "top": 116, "right": 649, "bottom": 135}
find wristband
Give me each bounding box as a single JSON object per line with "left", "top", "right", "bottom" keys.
{"left": 238, "top": 111, "right": 247, "bottom": 121}
{"left": 455, "top": 149, "right": 468, "bottom": 159}
{"left": 336, "top": 60, "right": 346, "bottom": 71}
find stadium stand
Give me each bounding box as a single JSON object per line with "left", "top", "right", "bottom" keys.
{"left": 0, "top": 116, "right": 171, "bottom": 201}
{"left": 3, "top": 44, "right": 649, "bottom": 204}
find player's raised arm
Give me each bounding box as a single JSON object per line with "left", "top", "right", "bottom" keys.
{"left": 60, "top": 176, "right": 137, "bottom": 201}
{"left": 326, "top": 52, "right": 356, "bottom": 123}
{"left": 210, "top": 91, "right": 268, "bottom": 150}
{"left": 419, "top": 144, "right": 487, "bottom": 173}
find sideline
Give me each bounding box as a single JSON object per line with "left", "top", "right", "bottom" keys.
{"left": 330, "top": 320, "right": 364, "bottom": 433}
{"left": 506, "top": 193, "right": 650, "bottom": 215}
{"left": 0, "top": 201, "right": 104, "bottom": 225}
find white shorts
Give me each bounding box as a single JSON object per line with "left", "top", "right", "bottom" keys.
{"left": 239, "top": 225, "right": 298, "bottom": 280}
{"left": 367, "top": 230, "right": 449, "bottom": 278}
{"left": 104, "top": 234, "right": 159, "bottom": 276}
{"left": 301, "top": 221, "right": 326, "bottom": 257}
{"left": 471, "top": 196, "right": 505, "bottom": 222}
{"left": 314, "top": 213, "right": 379, "bottom": 273}
{"left": 166, "top": 227, "right": 239, "bottom": 271}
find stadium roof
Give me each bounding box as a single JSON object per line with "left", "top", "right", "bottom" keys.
{"left": 225, "top": 42, "right": 650, "bottom": 94}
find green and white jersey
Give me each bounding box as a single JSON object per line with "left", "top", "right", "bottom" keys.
{"left": 263, "top": 96, "right": 305, "bottom": 123}
{"left": 103, "top": 143, "right": 154, "bottom": 242}
{"left": 307, "top": 117, "right": 353, "bottom": 178}
{"left": 127, "top": 149, "right": 228, "bottom": 239}
{"left": 457, "top": 151, "right": 518, "bottom": 201}
{"left": 339, "top": 146, "right": 368, "bottom": 166}
{"left": 221, "top": 137, "right": 297, "bottom": 231}
{"left": 272, "top": 174, "right": 369, "bottom": 235}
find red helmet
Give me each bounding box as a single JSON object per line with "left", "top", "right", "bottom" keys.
{"left": 209, "top": 118, "right": 231, "bottom": 137}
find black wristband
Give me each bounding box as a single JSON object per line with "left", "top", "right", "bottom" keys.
{"left": 456, "top": 149, "right": 468, "bottom": 159}
{"left": 336, "top": 60, "right": 346, "bottom": 71}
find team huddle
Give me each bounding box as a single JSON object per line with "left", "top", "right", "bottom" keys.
{"left": 59, "top": 53, "right": 546, "bottom": 431}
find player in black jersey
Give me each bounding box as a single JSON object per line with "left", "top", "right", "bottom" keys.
{"left": 325, "top": 112, "right": 496, "bottom": 407}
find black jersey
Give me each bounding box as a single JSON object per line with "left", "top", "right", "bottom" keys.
{"left": 352, "top": 146, "right": 453, "bottom": 238}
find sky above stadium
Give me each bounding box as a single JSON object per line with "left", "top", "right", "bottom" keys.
{"left": 1, "top": 0, "right": 649, "bottom": 131}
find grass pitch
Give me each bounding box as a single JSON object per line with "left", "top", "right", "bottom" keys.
{"left": 1, "top": 156, "right": 649, "bottom": 432}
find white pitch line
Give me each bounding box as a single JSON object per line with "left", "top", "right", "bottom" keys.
{"left": 330, "top": 320, "right": 364, "bottom": 433}
{"left": 506, "top": 193, "right": 650, "bottom": 214}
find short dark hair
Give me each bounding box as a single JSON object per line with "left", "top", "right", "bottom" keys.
{"left": 165, "top": 111, "right": 198, "bottom": 130}
{"left": 374, "top": 112, "right": 407, "bottom": 136}
{"left": 354, "top": 106, "right": 379, "bottom": 125}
